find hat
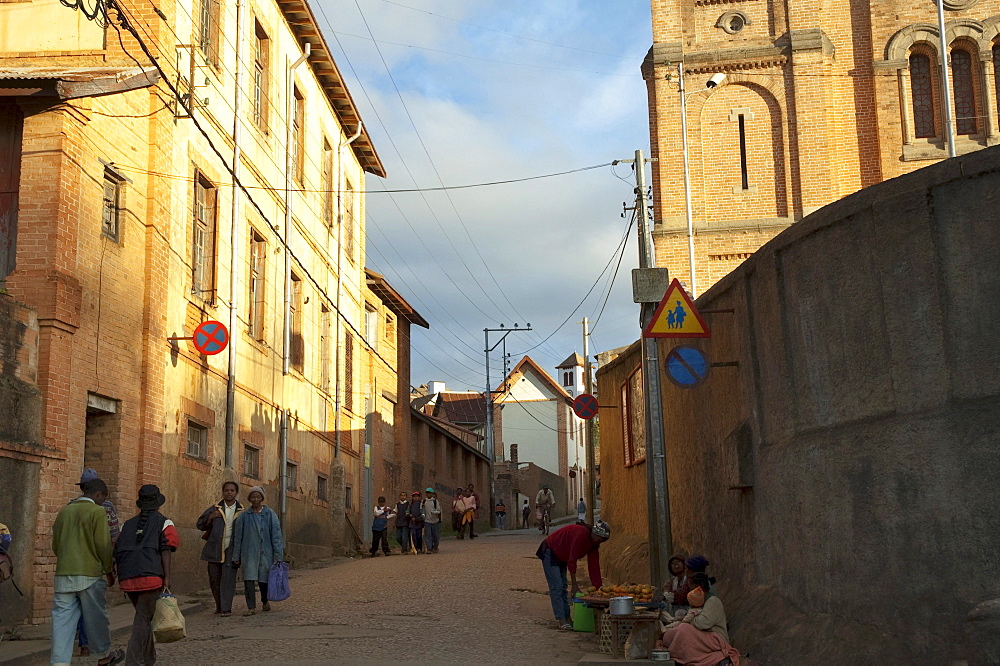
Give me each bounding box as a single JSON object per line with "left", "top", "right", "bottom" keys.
{"left": 136, "top": 484, "right": 166, "bottom": 510}
{"left": 686, "top": 555, "right": 710, "bottom": 572}
{"left": 411, "top": 491, "right": 421, "bottom": 496}
{"left": 592, "top": 520, "right": 611, "bottom": 539}
{"left": 78, "top": 468, "right": 99, "bottom": 486}
{"left": 425, "top": 487, "right": 435, "bottom": 493}
{"left": 248, "top": 486, "right": 265, "bottom": 500}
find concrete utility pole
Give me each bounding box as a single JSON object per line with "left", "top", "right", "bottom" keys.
{"left": 484, "top": 324, "right": 531, "bottom": 524}
{"left": 631, "top": 149, "right": 672, "bottom": 590}
{"left": 582, "top": 317, "right": 597, "bottom": 524}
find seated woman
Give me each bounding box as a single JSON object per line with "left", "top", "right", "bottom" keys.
{"left": 656, "top": 573, "right": 741, "bottom": 666}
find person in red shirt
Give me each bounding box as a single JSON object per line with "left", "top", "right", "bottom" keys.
{"left": 536, "top": 520, "right": 611, "bottom": 630}
{"left": 114, "top": 485, "right": 180, "bottom": 665}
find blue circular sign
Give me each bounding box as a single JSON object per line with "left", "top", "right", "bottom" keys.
{"left": 664, "top": 346, "right": 710, "bottom": 388}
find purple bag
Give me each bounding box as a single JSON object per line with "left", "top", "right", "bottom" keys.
{"left": 266, "top": 562, "right": 290, "bottom": 602}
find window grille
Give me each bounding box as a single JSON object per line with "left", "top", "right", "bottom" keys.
{"left": 909, "top": 53, "right": 936, "bottom": 139}
{"left": 951, "top": 48, "right": 977, "bottom": 135}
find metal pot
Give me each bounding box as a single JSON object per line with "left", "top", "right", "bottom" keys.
{"left": 609, "top": 596, "right": 634, "bottom": 616}
{"left": 650, "top": 649, "right": 672, "bottom": 662}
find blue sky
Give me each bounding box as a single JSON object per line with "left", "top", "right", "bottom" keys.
{"left": 316, "top": 0, "right": 654, "bottom": 391}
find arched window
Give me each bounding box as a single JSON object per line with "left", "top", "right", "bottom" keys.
{"left": 909, "top": 52, "right": 936, "bottom": 138}
{"left": 993, "top": 44, "right": 1000, "bottom": 120}
{"left": 951, "top": 47, "right": 977, "bottom": 135}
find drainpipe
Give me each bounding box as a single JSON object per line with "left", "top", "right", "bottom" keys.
{"left": 224, "top": 0, "right": 245, "bottom": 470}
{"left": 332, "top": 122, "right": 362, "bottom": 459}
{"left": 281, "top": 41, "right": 310, "bottom": 530}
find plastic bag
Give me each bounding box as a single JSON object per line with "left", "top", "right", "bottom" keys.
{"left": 267, "top": 561, "right": 291, "bottom": 602}
{"left": 624, "top": 622, "right": 657, "bottom": 660}
{"left": 151, "top": 591, "right": 186, "bottom": 643}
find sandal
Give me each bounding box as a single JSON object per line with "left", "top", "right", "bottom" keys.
{"left": 221, "top": 611, "right": 231, "bottom": 617}
{"left": 243, "top": 609, "right": 256, "bottom": 616}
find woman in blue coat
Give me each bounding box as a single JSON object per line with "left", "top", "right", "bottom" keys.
{"left": 231, "top": 486, "right": 284, "bottom": 615}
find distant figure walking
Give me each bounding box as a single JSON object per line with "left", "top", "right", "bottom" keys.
{"left": 451, "top": 487, "right": 465, "bottom": 535}
{"left": 495, "top": 499, "right": 507, "bottom": 530}
{"left": 521, "top": 500, "right": 531, "bottom": 529}
{"left": 394, "top": 492, "right": 411, "bottom": 554}
{"left": 576, "top": 498, "right": 587, "bottom": 522}
{"left": 196, "top": 481, "right": 243, "bottom": 616}
{"left": 369, "top": 497, "right": 394, "bottom": 557}
{"left": 422, "top": 488, "right": 442, "bottom": 553}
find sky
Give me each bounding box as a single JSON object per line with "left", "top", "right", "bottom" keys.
{"left": 314, "top": 0, "right": 654, "bottom": 392}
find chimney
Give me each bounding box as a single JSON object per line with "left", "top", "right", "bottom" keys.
{"left": 510, "top": 443, "right": 518, "bottom": 466}
{"left": 428, "top": 381, "right": 446, "bottom": 394}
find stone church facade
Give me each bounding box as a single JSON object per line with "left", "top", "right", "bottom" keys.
{"left": 645, "top": 0, "right": 1000, "bottom": 294}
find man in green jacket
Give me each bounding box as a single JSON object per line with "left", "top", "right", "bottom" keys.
{"left": 50, "top": 479, "right": 124, "bottom": 666}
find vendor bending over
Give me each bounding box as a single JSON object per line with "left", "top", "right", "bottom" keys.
{"left": 536, "top": 520, "right": 611, "bottom": 630}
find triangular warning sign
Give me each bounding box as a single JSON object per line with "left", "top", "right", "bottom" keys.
{"left": 643, "top": 278, "right": 711, "bottom": 338}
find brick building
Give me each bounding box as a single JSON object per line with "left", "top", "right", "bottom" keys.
{"left": 0, "top": 0, "right": 410, "bottom": 623}
{"left": 645, "top": 0, "right": 1000, "bottom": 295}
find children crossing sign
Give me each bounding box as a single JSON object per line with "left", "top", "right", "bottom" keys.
{"left": 643, "top": 278, "right": 711, "bottom": 338}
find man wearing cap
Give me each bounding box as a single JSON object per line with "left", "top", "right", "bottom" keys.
{"left": 536, "top": 520, "right": 611, "bottom": 631}
{"left": 406, "top": 492, "right": 425, "bottom": 554}
{"left": 421, "top": 488, "right": 442, "bottom": 554}
{"left": 50, "top": 478, "right": 124, "bottom": 666}
{"left": 73, "top": 469, "right": 119, "bottom": 657}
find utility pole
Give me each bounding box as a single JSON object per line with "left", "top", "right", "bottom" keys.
{"left": 484, "top": 324, "right": 532, "bottom": 525}
{"left": 935, "top": 0, "right": 957, "bottom": 158}
{"left": 582, "top": 317, "right": 597, "bottom": 524}
{"left": 626, "top": 148, "right": 672, "bottom": 590}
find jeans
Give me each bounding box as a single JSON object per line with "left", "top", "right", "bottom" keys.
{"left": 77, "top": 616, "right": 88, "bottom": 648}
{"left": 423, "top": 522, "right": 440, "bottom": 551}
{"left": 496, "top": 513, "right": 506, "bottom": 530}
{"left": 244, "top": 580, "right": 269, "bottom": 609}
{"left": 125, "top": 589, "right": 160, "bottom": 666}
{"left": 207, "top": 544, "right": 238, "bottom": 613}
{"left": 540, "top": 544, "right": 570, "bottom": 622}
{"left": 409, "top": 526, "right": 424, "bottom": 552}
{"left": 51, "top": 578, "right": 111, "bottom": 666}
{"left": 522, "top": 511, "right": 530, "bottom": 528}
{"left": 395, "top": 526, "right": 410, "bottom": 552}
{"left": 370, "top": 529, "right": 390, "bottom": 555}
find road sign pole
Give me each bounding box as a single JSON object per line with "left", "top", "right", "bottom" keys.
{"left": 633, "top": 149, "right": 672, "bottom": 591}
{"left": 583, "top": 317, "right": 597, "bottom": 525}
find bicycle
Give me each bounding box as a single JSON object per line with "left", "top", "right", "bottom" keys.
{"left": 539, "top": 506, "right": 551, "bottom": 535}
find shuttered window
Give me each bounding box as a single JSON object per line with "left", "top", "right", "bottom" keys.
{"left": 192, "top": 174, "right": 217, "bottom": 302}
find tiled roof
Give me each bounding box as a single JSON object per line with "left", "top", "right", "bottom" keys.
{"left": 556, "top": 352, "right": 585, "bottom": 368}
{"left": 433, "top": 392, "right": 487, "bottom": 426}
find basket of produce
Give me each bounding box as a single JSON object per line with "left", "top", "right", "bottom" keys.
{"left": 578, "top": 583, "right": 659, "bottom": 606}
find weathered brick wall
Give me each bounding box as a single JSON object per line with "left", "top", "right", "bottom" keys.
{"left": 598, "top": 143, "right": 1000, "bottom": 663}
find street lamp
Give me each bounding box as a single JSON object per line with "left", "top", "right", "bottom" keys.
{"left": 677, "top": 64, "right": 725, "bottom": 298}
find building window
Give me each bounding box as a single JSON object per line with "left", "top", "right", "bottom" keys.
{"left": 187, "top": 421, "right": 208, "bottom": 459}
{"left": 345, "top": 484, "right": 353, "bottom": 509}
{"left": 192, "top": 173, "right": 217, "bottom": 301}
{"left": 252, "top": 21, "right": 269, "bottom": 129}
{"left": 563, "top": 372, "right": 571, "bottom": 386}
{"left": 322, "top": 139, "right": 334, "bottom": 228}
{"left": 243, "top": 442, "right": 260, "bottom": 478}
{"left": 290, "top": 272, "right": 304, "bottom": 372}
{"left": 344, "top": 331, "right": 354, "bottom": 412}
{"left": 621, "top": 367, "right": 646, "bottom": 467}
{"left": 248, "top": 228, "right": 266, "bottom": 340}
{"left": 994, "top": 44, "right": 1000, "bottom": 122}
{"left": 951, "top": 47, "right": 978, "bottom": 136}
{"left": 292, "top": 86, "right": 305, "bottom": 184}
{"left": 343, "top": 180, "right": 355, "bottom": 263}
{"left": 101, "top": 169, "right": 124, "bottom": 242}
{"left": 365, "top": 305, "right": 378, "bottom": 349}
{"left": 321, "top": 303, "right": 332, "bottom": 392}
{"left": 196, "top": 0, "right": 220, "bottom": 64}
{"left": 317, "top": 475, "right": 328, "bottom": 502}
{"left": 909, "top": 52, "right": 936, "bottom": 139}
{"left": 285, "top": 460, "right": 298, "bottom": 492}
{"left": 385, "top": 313, "right": 395, "bottom": 339}
{"left": 737, "top": 114, "right": 749, "bottom": 190}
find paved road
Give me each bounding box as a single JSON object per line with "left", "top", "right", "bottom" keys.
{"left": 156, "top": 528, "right": 595, "bottom": 665}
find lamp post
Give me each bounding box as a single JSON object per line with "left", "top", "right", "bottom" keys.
{"left": 677, "top": 64, "right": 725, "bottom": 299}
{"left": 935, "top": 0, "right": 957, "bottom": 157}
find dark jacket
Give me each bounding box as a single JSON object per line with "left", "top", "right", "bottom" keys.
{"left": 116, "top": 511, "right": 169, "bottom": 581}
{"left": 197, "top": 500, "right": 244, "bottom": 563}
{"left": 394, "top": 501, "right": 410, "bottom": 528}
{"left": 406, "top": 500, "right": 424, "bottom": 528}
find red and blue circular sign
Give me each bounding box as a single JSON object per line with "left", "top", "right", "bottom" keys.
{"left": 193, "top": 320, "right": 229, "bottom": 355}
{"left": 664, "top": 346, "right": 710, "bottom": 388}
{"left": 573, "top": 393, "right": 599, "bottom": 420}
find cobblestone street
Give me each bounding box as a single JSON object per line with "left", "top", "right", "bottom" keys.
{"left": 157, "top": 528, "right": 593, "bottom": 665}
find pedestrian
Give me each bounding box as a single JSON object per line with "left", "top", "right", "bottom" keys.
{"left": 50, "top": 478, "right": 124, "bottom": 666}
{"left": 495, "top": 499, "right": 507, "bottom": 530}
{"left": 466, "top": 483, "right": 481, "bottom": 539}
{"left": 535, "top": 520, "right": 611, "bottom": 630}
{"left": 370, "top": 497, "right": 394, "bottom": 557}
{"left": 407, "top": 491, "right": 425, "bottom": 553}
{"left": 74, "top": 469, "right": 120, "bottom": 657}
{"left": 458, "top": 487, "right": 477, "bottom": 539}
{"left": 521, "top": 500, "right": 530, "bottom": 529}
{"left": 451, "top": 487, "right": 465, "bottom": 535}
{"left": 0, "top": 520, "right": 9, "bottom": 553}
{"left": 196, "top": 481, "right": 243, "bottom": 616}
{"left": 576, "top": 497, "right": 587, "bottom": 522}
{"left": 394, "top": 491, "right": 411, "bottom": 553}
{"left": 232, "top": 486, "right": 284, "bottom": 616}
{"left": 115, "top": 484, "right": 180, "bottom": 665}
{"left": 422, "top": 488, "right": 442, "bottom": 553}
